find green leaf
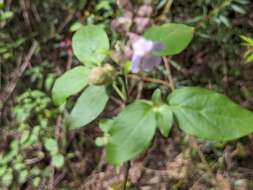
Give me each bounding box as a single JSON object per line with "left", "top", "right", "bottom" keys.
{"left": 18, "top": 170, "right": 28, "bottom": 183}
{"left": 44, "top": 138, "right": 58, "bottom": 154}
{"left": 99, "top": 119, "right": 114, "bottom": 133}
{"left": 152, "top": 88, "right": 162, "bottom": 105}
{"left": 106, "top": 101, "right": 156, "bottom": 165}
{"left": 168, "top": 87, "right": 253, "bottom": 141}
{"left": 241, "top": 35, "right": 253, "bottom": 46}
{"left": 246, "top": 53, "right": 253, "bottom": 63}
{"left": 69, "top": 22, "right": 83, "bottom": 32}
{"left": 0, "top": 11, "right": 13, "bottom": 21}
{"left": 52, "top": 154, "right": 64, "bottom": 168}
{"left": 154, "top": 104, "right": 173, "bottom": 137}
{"left": 72, "top": 25, "right": 109, "bottom": 65}
{"left": 2, "top": 169, "right": 13, "bottom": 186}
{"left": 95, "top": 135, "right": 109, "bottom": 147}
{"left": 144, "top": 23, "right": 194, "bottom": 56}
{"left": 231, "top": 4, "right": 246, "bottom": 14}
{"left": 96, "top": 119, "right": 114, "bottom": 147}
{"left": 69, "top": 85, "right": 109, "bottom": 129}
{"left": 32, "top": 177, "right": 40, "bottom": 187}
{"left": 52, "top": 66, "right": 89, "bottom": 105}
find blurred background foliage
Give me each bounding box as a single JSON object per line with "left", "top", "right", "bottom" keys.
{"left": 0, "top": 0, "right": 253, "bottom": 189}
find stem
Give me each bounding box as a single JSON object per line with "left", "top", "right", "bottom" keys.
{"left": 163, "top": 57, "right": 175, "bottom": 91}
{"left": 122, "top": 161, "right": 131, "bottom": 190}
{"left": 119, "top": 76, "right": 129, "bottom": 100}
{"left": 157, "top": 0, "right": 173, "bottom": 21}
{"left": 128, "top": 74, "right": 172, "bottom": 89}
{"left": 113, "top": 82, "right": 126, "bottom": 102}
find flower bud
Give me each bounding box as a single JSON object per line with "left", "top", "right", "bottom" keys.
{"left": 88, "top": 64, "right": 116, "bottom": 86}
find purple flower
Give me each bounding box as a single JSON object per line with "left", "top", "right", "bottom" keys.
{"left": 131, "top": 38, "right": 164, "bottom": 73}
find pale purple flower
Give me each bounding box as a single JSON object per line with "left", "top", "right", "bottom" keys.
{"left": 131, "top": 38, "right": 164, "bottom": 73}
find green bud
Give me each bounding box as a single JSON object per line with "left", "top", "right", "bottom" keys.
{"left": 88, "top": 64, "right": 116, "bottom": 86}
{"left": 88, "top": 67, "right": 107, "bottom": 85}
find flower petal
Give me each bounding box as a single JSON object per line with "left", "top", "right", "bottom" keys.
{"left": 131, "top": 54, "right": 142, "bottom": 73}
{"left": 132, "top": 38, "right": 155, "bottom": 56}
{"left": 141, "top": 55, "right": 161, "bottom": 72}
{"left": 151, "top": 42, "right": 165, "bottom": 53}
{"left": 130, "top": 38, "right": 165, "bottom": 73}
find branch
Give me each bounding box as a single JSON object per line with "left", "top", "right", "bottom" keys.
{"left": 0, "top": 41, "right": 38, "bottom": 111}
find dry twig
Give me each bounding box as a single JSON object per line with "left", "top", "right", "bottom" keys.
{"left": 0, "top": 41, "right": 38, "bottom": 112}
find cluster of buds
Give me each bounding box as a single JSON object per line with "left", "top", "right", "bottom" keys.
{"left": 134, "top": 4, "right": 153, "bottom": 33}
{"left": 88, "top": 64, "right": 117, "bottom": 86}
{"left": 111, "top": 2, "right": 153, "bottom": 34}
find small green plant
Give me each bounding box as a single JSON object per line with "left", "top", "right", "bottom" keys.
{"left": 52, "top": 23, "right": 253, "bottom": 181}
{"left": 0, "top": 90, "right": 61, "bottom": 188}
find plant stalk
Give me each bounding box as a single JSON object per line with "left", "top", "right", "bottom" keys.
{"left": 122, "top": 161, "right": 131, "bottom": 190}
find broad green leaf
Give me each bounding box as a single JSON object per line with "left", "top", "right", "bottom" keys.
{"left": 154, "top": 104, "right": 173, "bottom": 137}
{"left": 52, "top": 66, "right": 89, "bottom": 105}
{"left": 72, "top": 25, "right": 109, "bottom": 64}
{"left": 69, "top": 85, "right": 109, "bottom": 129}
{"left": 144, "top": 23, "right": 194, "bottom": 56}
{"left": 106, "top": 101, "right": 156, "bottom": 165}
{"left": 168, "top": 87, "right": 253, "bottom": 141}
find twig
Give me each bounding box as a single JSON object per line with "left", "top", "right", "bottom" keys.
{"left": 136, "top": 81, "right": 143, "bottom": 99}
{"left": 128, "top": 74, "right": 172, "bottom": 89}
{"left": 156, "top": 0, "right": 173, "bottom": 21}
{"left": 66, "top": 49, "right": 73, "bottom": 70}
{"left": 55, "top": 115, "right": 62, "bottom": 143}
{"left": 31, "top": 4, "right": 41, "bottom": 22}
{"left": 54, "top": 171, "right": 66, "bottom": 186}
{"left": 19, "top": 0, "right": 32, "bottom": 29}
{"left": 110, "top": 96, "right": 125, "bottom": 108}
{"left": 163, "top": 57, "right": 175, "bottom": 91}
{"left": 49, "top": 166, "right": 55, "bottom": 190}
{"left": 0, "top": 41, "right": 38, "bottom": 111}
{"left": 57, "top": 10, "right": 75, "bottom": 34}
{"left": 25, "top": 157, "right": 43, "bottom": 165}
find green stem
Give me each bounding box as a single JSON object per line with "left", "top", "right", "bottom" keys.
{"left": 113, "top": 82, "right": 126, "bottom": 102}
{"left": 122, "top": 161, "right": 130, "bottom": 190}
